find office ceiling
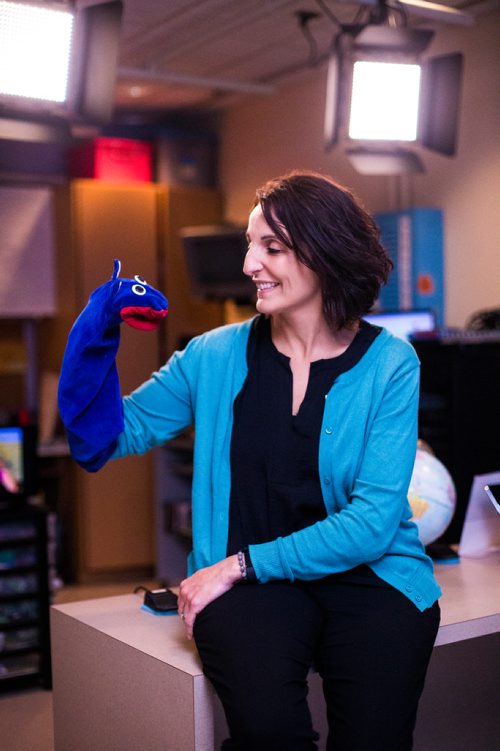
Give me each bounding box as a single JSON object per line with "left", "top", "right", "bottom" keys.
{"left": 111, "top": 0, "right": 499, "bottom": 116}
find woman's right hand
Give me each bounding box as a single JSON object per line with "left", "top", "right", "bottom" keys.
{"left": 177, "top": 555, "right": 242, "bottom": 639}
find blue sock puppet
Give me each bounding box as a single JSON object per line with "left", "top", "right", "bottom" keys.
{"left": 58, "top": 260, "right": 168, "bottom": 472}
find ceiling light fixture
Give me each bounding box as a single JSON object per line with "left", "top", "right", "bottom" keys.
{"left": 0, "top": 0, "right": 74, "bottom": 103}
{"left": 322, "top": 0, "right": 465, "bottom": 174}
{"left": 0, "top": 0, "right": 123, "bottom": 140}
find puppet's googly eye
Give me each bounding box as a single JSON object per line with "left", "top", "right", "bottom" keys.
{"left": 134, "top": 275, "right": 147, "bottom": 285}
{"left": 132, "top": 284, "right": 146, "bottom": 296}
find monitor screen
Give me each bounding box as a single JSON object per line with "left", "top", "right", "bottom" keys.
{"left": 0, "top": 426, "right": 23, "bottom": 494}
{"left": 180, "top": 226, "right": 255, "bottom": 303}
{"left": 0, "top": 424, "right": 37, "bottom": 498}
{"left": 363, "top": 309, "right": 436, "bottom": 342}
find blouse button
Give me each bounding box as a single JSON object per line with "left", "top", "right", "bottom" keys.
{"left": 325, "top": 426, "right": 333, "bottom": 435}
{"left": 324, "top": 478, "right": 331, "bottom": 486}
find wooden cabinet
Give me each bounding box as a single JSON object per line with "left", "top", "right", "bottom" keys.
{"left": 65, "top": 180, "right": 162, "bottom": 581}
{"left": 158, "top": 185, "right": 225, "bottom": 357}
{"left": 50, "top": 180, "right": 223, "bottom": 582}
{"left": 0, "top": 321, "right": 27, "bottom": 414}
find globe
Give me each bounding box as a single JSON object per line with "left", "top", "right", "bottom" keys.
{"left": 408, "top": 448, "right": 457, "bottom": 545}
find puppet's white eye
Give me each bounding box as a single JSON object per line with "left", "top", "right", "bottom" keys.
{"left": 132, "top": 284, "right": 146, "bottom": 296}
{"left": 134, "top": 275, "right": 147, "bottom": 285}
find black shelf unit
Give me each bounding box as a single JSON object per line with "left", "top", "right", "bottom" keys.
{"left": 0, "top": 501, "right": 51, "bottom": 691}
{"left": 413, "top": 336, "right": 500, "bottom": 544}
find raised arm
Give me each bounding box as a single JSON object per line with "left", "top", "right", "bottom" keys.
{"left": 58, "top": 260, "right": 168, "bottom": 471}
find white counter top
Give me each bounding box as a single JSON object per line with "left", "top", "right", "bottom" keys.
{"left": 433, "top": 552, "right": 500, "bottom": 644}
{"left": 53, "top": 553, "right": 500, "bottom": 660}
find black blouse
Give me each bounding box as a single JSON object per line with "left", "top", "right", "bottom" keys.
{"left": 227, "top": 315, "right": 381, "bottom": 556}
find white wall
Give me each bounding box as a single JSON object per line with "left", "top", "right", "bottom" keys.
{"left": 219, "top": 11, "right": 500, "bottom": 328}
{"left": 0, "top": 185, "right": 56, "bottom": 317}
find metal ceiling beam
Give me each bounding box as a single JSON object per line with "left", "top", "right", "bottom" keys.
{"left": 117, "top": 66, "right": 275, "bottom": 95}
{"left": 397, "top": 0, "right": 475, "bottom": 25}
{"left": 344, "top": 0, "right": 475, "bottom": 25}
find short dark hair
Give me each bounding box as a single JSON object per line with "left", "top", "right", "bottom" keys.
{"left": 255, "top": 171, "right": 393, "bottom": 330}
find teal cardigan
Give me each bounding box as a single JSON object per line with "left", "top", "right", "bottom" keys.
{"left": 115, "top": 317, "right": 441, "bottom": 612}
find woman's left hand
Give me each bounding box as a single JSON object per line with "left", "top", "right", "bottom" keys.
{"left": 177, "top": 555, "right": 242, "bottom": 639}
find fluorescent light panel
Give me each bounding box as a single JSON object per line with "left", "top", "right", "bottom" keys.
{"left": 0, "top": 0, "right": 74, "bottom": 103}
{"left": 349, "top": 61, "right": 421, "bottom": 142}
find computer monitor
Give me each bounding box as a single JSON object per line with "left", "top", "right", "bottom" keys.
{"left": 180, "top": 225, "right": 255, "bottom": 304}
{"left": 363, "top": 309, "right": 436, "bottom": 342}
{"left": 0, "top": 425, "right": 37, "bottom": 499}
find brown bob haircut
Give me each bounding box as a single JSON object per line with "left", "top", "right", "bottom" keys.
{"left": 255, "top": 171, "right": 393, "bottom": 331}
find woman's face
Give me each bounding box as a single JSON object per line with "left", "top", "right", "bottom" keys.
{"left": 244, "top": 204, "right": 322, "bottom": 319}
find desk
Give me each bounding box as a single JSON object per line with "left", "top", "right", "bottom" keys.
{"left": 413, "top": 555, "right": 499, "bottom": 751}
{"left": 50, "top": 555, "right": 499, "bottom": 751}
{"left": 433, "top": 555, "right": 500, "bottom": 643}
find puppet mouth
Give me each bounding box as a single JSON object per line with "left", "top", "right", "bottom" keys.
{"left": 120, "top": 306, "right": 168, "bottom": 331}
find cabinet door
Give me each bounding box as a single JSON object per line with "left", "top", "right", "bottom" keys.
{"left": 71, "top": 180, "right": 161, "bottom": 578}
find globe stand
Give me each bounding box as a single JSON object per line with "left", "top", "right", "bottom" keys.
{"left": 425, "top": 542, "right": 460, "bottom": 564}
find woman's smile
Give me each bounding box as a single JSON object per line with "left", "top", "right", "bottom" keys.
{"left": 255, "top": 280, "right": 280, "bottom": 296}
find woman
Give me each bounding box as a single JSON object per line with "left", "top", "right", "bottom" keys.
{"left": 67, "top": 171, "right": 441, "bottom": 750}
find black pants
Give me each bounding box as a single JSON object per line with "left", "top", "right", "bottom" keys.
{"left": 193, "top": 570, "right": 440, "bottom": 751}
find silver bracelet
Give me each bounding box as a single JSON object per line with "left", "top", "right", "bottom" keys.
{"left": 237, "top": 550, "right": 247, "bottom": 580}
